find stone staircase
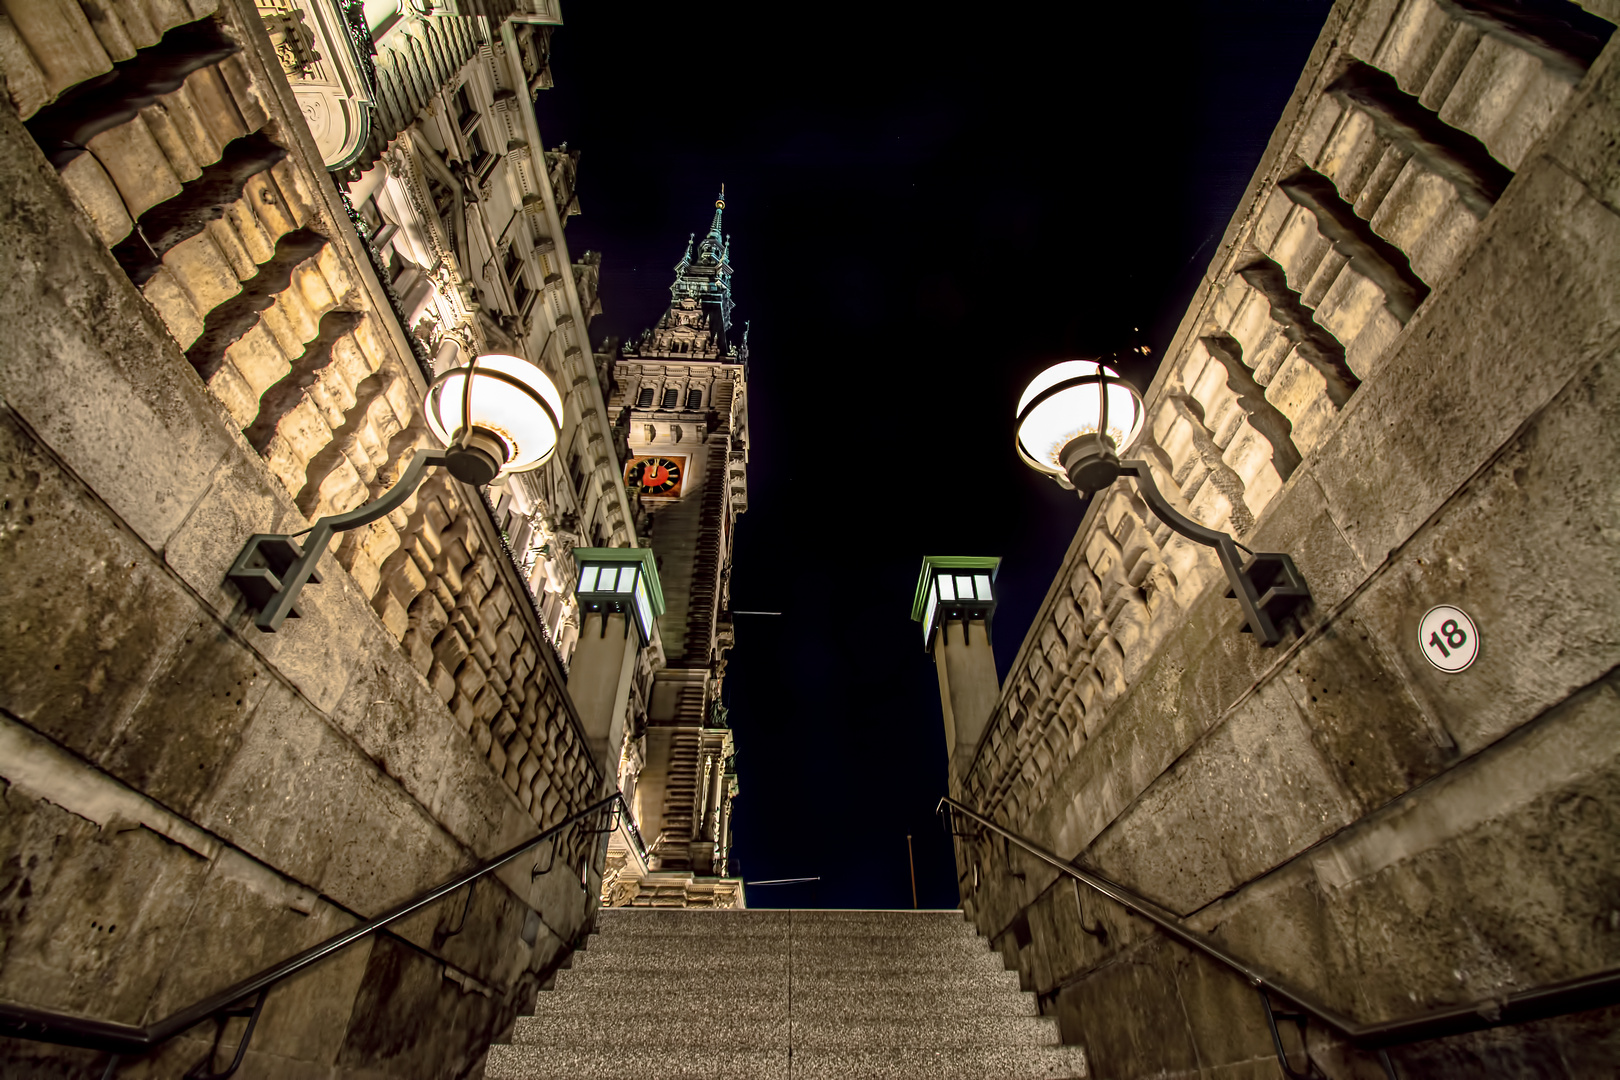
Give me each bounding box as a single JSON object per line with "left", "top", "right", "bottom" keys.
{"left": 486, "top": 908, "right": 1087, "bottom": 1079}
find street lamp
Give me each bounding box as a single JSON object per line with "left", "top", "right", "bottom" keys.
{"left": 1015, "top": 358, "right": 1310, "bottom": 646}
{"left": 228, "top": 353, "right": 564, "bottom": 632}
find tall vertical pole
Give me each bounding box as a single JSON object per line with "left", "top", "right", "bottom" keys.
{"left": 906, "top": 834, "right": 918, "bottom": 910}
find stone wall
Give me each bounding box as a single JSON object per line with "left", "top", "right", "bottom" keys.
{"left": 953, "top": 0, "right": 1620, "bottom": 1075}
{"left": 0, "top": 1, "right": 605, "bottom": 1075}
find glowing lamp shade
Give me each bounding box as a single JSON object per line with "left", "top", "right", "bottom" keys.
{"left": 1015, "top": 360, "right": 1145, "bottom": 489}
{"left": 425, "top": 354, "right": 564, "bottom": 484}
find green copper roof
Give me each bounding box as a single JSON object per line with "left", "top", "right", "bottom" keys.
{"left": 574, "top": 547, "right": 666, "bottom": 617}
{"left": 911, "top": 556, "right": 1001, "bottom": 622}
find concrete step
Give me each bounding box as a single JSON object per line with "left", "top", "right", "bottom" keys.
{"left": 790, "top": 1014, "right": 1062, "bottom": 1049}
{"left": 790, "top": 967, "right": 1024, "bottom": 995}
{"left": 570, "top": 942, "right": 1004, "bottom": 975}
{"left": 486, "top": 1042, "right": 1086, "bottom": 1080}
{"left": 485, "top": 1043, "right": 787, "bottom": 1080}
{"left": 595, "top": 909, "right": 791, "bottom": 933}
{"left": 511, "top": 1012, "right": 786, "bottom": 1049}
{"left": 552, "top": 966, "right": 787, "bottom": 997}
{"left": 791, "top": 985, "right": 1041, "bottom": 1019}
{"left": 593, "top": 909, "right": 974, "bottom": 938}
{"left": 506, "top": 1013, "right": 1060, "bottom": 1053}
{"left": 577, "top": 927, "right": 988, "bottom": 957}
{"left": 789, "top": 1044, "right": 1088, "bottom": 1079}
{"left": 527, "top": 984, "right": 1041, "bottom": 1021}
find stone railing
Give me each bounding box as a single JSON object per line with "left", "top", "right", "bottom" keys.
{"left": 3, "top": 0, "right": 600, "bottom": 834}
{"left": 962, "top": 0, "right": 1603, "bottom": 830}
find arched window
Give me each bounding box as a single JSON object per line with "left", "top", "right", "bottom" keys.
{"left": 636, "top": 386, "right": 655, "bottom": 408}
{"left": 685, "top": 388, "right": 703, "bottom": 410}
{"left": 661, "top": 387, "right": 679, "bottom": 409}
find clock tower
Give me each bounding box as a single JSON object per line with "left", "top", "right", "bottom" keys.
{"left": 608, "top": 192, "right": 750, "bottom": 897}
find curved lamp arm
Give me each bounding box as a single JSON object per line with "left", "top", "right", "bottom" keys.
{"left": 227, "top": 449, "right": 449, "bottom": 632}
{"left": 1119, "top": 460, "right": 1309, "bottom": 646}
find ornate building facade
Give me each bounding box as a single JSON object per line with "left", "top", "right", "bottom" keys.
{"left": 600, "top": 195, "right": 750, "bottom": 908}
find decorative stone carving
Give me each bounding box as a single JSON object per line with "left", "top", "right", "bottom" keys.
{"left": 255, "top": 0, "right": 374, "bottom": 169}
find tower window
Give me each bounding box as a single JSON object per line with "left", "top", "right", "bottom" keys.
{"left": 466, "top": 126, "right": 492, "bottom": 175}
{"left": 686, "top": 388, "right": 702, "bottom": 410}
{"left": 661, "top": 388, "right": 679, "bottom": 409}
{"left": 636, "top": 386, "right": 655, "bottom": 408}
{"left": 455, "top": 84, "right": 479, "bottom": 131}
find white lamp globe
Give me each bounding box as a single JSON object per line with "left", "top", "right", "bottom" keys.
{"left": 425, "top": 353, "right": 565, "bottom": 485}
{"left": 1015, "top": 360, "right": 1145, "bottom": 493}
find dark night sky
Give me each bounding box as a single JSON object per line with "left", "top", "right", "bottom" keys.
{"left": 537, "top": 1, "right": 1331, "bottom": 908}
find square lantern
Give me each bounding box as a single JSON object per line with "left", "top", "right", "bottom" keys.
{"left": 574, "top": 547, "right": 665, "bottom": 645}
{"left": 911, "top": 556, "right": 1000, "bottom": 650}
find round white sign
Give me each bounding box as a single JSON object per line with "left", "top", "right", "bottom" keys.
{"left": 1419, "top": 605, "right": 1479, "bottom": 672}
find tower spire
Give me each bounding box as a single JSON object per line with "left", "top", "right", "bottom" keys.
{"left": 707, "top": 184, "right": 725, "bottom": 240}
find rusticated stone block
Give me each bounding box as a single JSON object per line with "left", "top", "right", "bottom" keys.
{"left": 450, "top": 693, "right": 475, "bottom": 733}
{"left": 0, "top": 788, "right": 210, "bottom": 1025}
{"left": 0, "top": 406, "right": 196, "bottom": 757}
{"left": 456, "top": 657, "right": 488, "bottom": 701}
{"left": 432, "top": 627, "right": 470, "bottom": 674}
{"left": 408, "top": 589, "right": 449, "bottom": 638}
{"left": 492, "top": 712, "right": 518, "bottom": 746}
{"left": 427, "top": 661, "right": 456, "bottom": 704}
{"left": 473, "top": 684, "right": 503, "bottom": 723}
{"left": 194, "top": 681, "right": 465, "bottom": 915}
{"left": 57, "top": 150, "right": 132, "bottom": 245}
{"left": 373, "top": 589, "right": 408, "bottom": 640}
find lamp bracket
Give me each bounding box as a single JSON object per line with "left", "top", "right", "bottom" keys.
{"left": 228, "top": 449, "right": 449, "bottom": 633}
{"left": 1119, "top": 461, "right": 1309, "bottom": 646}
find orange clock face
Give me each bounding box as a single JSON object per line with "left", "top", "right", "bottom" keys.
{"left": 626, "top": 455, "right": 685, "bottom": 497}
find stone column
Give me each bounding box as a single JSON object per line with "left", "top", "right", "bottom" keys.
{"left": 932, "top": 616, "right": 1000, "bottom": 783}
{"left": 568, "top": 548, "right": 664, "bottom": 785}
{"left": 567, "top": 610, "right": 639, "bottom": 782}
{"left": 913, "top": 557, "right": 1002, "bottom": 788}
{"left": 705, "top": 753, "right": 726, "bottom": 840}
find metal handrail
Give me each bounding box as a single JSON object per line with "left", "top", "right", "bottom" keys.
{"left": 939, "top": 796, "right": 1620, "bottom": 1052}
{"left": 0, "top": 791, "right": 640, "bottom": 1060}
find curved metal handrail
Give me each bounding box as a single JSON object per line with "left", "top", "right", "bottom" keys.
{"left": 939, "top": 796, "right": 1620, "bottom": 1051}
{"left": 0, "top": 791, "right": 640, "bottom": 1059}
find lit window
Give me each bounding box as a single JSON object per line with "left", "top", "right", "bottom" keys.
{"left": 956, "top": 575, "right": 975, "bottom": 599}
{"left": 574, "top": 553, "right": 664, "bottom": 645}
{"left": 938, "top": 576, "right": 955, "bottom": 602}
{"left": 974, "top": 574, "right": 993, "bottom": 601}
